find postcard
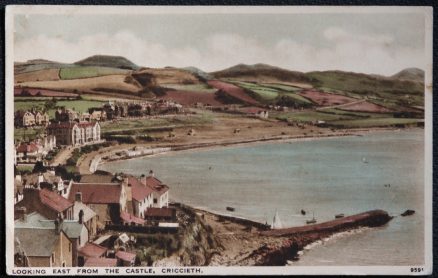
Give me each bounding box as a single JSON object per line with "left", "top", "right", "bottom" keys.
{"left": 5, "top": 5, "right": 433, "bottom": 275}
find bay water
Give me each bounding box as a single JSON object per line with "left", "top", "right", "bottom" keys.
{"left": 99, "top": 129, "right": 425, "bottom": 265}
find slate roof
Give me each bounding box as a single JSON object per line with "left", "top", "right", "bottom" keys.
{"left": 68, "top": 183, "right": 121, "bottom": 204}
{"left": 15, "top": 228, "right": 60, "bottom": 257}
{"left": 15, "top": 212, "right": 86, "bottom": 239}
{"left": 84, "top": 257, "right": 117, "bottom": 267}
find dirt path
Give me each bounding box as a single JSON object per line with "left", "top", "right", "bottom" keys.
{"left": 50, "top": 147, "right": 74, "bottom": 166}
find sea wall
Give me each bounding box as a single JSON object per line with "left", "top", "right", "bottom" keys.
{"left": 250, "top": 210, "right": 393, "bottom": 265}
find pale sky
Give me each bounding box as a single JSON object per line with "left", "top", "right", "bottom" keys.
{"left": 14, "top": 10, "right": 427, "bottom": 75}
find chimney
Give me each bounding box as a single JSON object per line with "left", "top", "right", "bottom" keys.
{"left": 75, "top": 191, "right": 82, "bottom": 202}
{"left": 55, "top": 215, "right": 63, "bottom": 233}
{"left": 148, "top": 170, "right": 154, "bottom": 178}
{"left": 140, "top": 174, "right": 147, "bottom": 186}
{"left": 78, "top": 209, "right": 84, "bottom": 224}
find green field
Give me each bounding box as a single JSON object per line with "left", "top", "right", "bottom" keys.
{"left": 261, "top": 83, "right": 301, "bottom": 92}
{"left": 162, "top": 83, "right": 217, "bottom": 93}
{"left": 101, "top": 112, "right": 214, "bottom": 134}
{"left": 59, "top": 66, "right": 129, "bottom": 80}
{"left": 15, "top": 99, "right": 104, "bottom": 118}
{"left": 307, "top": 71, "right": 424, "bottom": 109}
{"left": 14, "top": 127, "right": 45, "bottom": 141}
{"left": 278, "top": 111, "right": 357, "bottom": 123}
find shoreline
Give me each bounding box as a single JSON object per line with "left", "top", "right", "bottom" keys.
{"left": 90, "top": 126, "right": 415, "bottom": 172}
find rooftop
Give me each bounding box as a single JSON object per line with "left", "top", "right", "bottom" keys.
{"left": 144, "top": 208, "right": 174, "bottom": 218}
{"left": 120, "top": 211, "right": 145, "bottom": 225}
{"left": 128, "top": 176, "right": 153, "bottom": 202}
{"left": 39, "top": 188, "right": 74, "bottom": 213}
{"left": 15, "top": 228, "right": 62, "bottom": 257}
{"left": 84, "top": 257, "right": 117, "bottom": 267}
{"left": 73, "top": 201, "right": 97, "bottom": 223}
{"left": 16, "top": 143, "right": 39, "bottom": 153}
{"left": 145, "top": 176, "right": 169, "bottom": 196}
{"left": 78, "top": 242, "right": 107, "bottom": 258}
{"left": 68, "top": 183, "right": 122, "bottom": 204}
{"left": 115, "top": 250, "right": 136, "bottom": 262}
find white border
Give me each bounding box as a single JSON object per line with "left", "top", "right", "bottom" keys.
{"left": 5, "top": 5, "right": 433, "bottom": 275}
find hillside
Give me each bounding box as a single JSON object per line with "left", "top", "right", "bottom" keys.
{"left": 211, "top": 63, "right": 313, "bottom": 86}
{"left": 74, "top": 55, "right": 140, "bottom": 70}
{"left": 391, "top": 68, "right": 424, "bottom": 82}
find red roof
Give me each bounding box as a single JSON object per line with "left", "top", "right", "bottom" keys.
{"left": 69, "top": 183, "right": 121, "bottom": 204}
{"left": 115, "top": 250, "right": 136, "bottom": 262}
{"left": 120, "top": 211, "right": 145, "bottom": 225}
{"left": 78, "top": 242, "right": 108, "bottom": 258}
{"left": 16, "top": 143, "right": 39, "bottom": 153}
{"left": 39, "top": 188, "right": 73, "bottom": 213}
{"left": 144, "top": 208, "right": 174, "bottom": 218}
{"left": 78, "top": 122, "right": 97, "bottom": 128}
{"left": 146, "top": 177, "right": 169, "bottom": 196}
{"left": 84, "top": 257, "right": 117, "bottom": 267}
{"left": 128, "top": 177, "right": 153, "bottom": 202}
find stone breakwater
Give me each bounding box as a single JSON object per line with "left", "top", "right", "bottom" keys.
{"left": 244, "top": 210, "right": 393, "bottom": 265}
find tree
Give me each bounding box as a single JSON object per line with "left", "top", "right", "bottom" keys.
{"left": 32, "top": 161, "right": 47, "bottom": 173}
{"left": 44, "top": 98, "right": 57, "bottom": 110}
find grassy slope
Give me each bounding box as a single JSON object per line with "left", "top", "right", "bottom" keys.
{"left": 306, "top": 71, "right": 424, "bottom": 108}
{"left": 59, "top": 66, "right": 130, "bottom": 80}
{"left": 15, "top": 99, "right": 104, "bottom": 118}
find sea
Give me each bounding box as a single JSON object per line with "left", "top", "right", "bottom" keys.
{"left": 99, "top": 129, "right": 425, "bottom": 266}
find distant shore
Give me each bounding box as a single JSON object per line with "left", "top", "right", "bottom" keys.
{"left": 87, "top": 126, "right": 414, "bottom": 173}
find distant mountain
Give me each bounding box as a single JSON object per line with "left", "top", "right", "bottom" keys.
{"left": 14, "top": 59, "right": 74, "bottom": 74}
{"left": 211, "top": 63, "right": 312, "bottom": 84}
{"left": 391, "top": 68, "right": 424, "bottom": 82}
{"left": 74, "top": 55, "right": 139, "bottom": 70}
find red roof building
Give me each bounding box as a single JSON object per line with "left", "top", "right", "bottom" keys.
{"left": 78, "top": 242, "right": 108, "bottom": 258}
{"left": 120, "top": 211, "right": 145, "bottom": 225}
{"left": 16, "top": 188, "right": 74, "bottom": 220}
{"left": 16, "top": 143, "right": 39, "bottom": 154}
{"left": 68, "top": 183, "right": 122, "bottom": 204}
{"left": 39, "top": 188, "right": 74, "bottom": 213}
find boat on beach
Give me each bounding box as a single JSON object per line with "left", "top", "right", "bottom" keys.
{"left": 335, "top": 213, "right": 345, "bottom": 219}
{"left": 226, "top": 206, "right": 235, "bottom": 212}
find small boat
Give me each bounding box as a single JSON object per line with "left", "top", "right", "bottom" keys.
{"left": 362, "top": 157, "right": 369, "bottom": 164}
{"left": 306, "top": 212, "right": 317, "bottom": 224}
{"left": 301, "top": 209, "right": 306, "bottom": 216}
{"left": 226, "top": 206, "right": 235, "bottom": 212}
{"left": 335, "top": 213, "right": 345, "bottom": 219}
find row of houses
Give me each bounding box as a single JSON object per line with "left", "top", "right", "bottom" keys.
{"left": 14, "top": 171, "right": 172, "bottom": 267}
{"left": 15, "top": 135, "right": 56, "bottom": 164}
{"left": 14, "top": 109, "right": 50, "bottom": 127}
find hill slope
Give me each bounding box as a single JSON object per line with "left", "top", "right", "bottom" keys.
{"left": 211, "top": 64, "right": 313, "bottom": 85}
{"left": 74, "top": 55, "right": 140, "bottom": 70}
{"left": 391, "top": 68, "right": 424, "bottom": 82}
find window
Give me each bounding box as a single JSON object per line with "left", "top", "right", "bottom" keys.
{"left": 52, "top": 252, "right": 55, "bottom": 263}
{"left": 69, "top": 243, "right": 72, "bottom": 252}
{"left": 153, "top": 198, "right": 157, "bottom": 204}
